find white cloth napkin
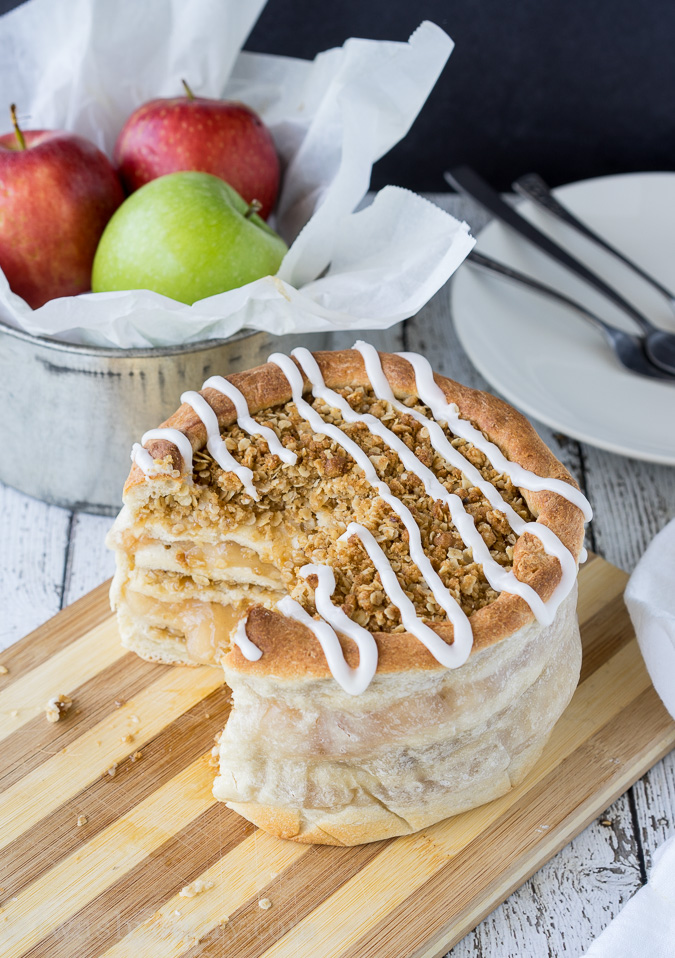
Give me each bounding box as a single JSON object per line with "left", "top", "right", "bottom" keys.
{"left": 584, "top": 835, "right": 675, "bottom": 957}
{"left": 625, "top": 518, "right": 675, "bottom": 718}
{"left": 584, "top": 518, "right": 675, "bottom": 957}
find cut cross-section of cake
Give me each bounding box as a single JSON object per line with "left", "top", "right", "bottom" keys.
{"left": 107, "top": 345, "right": 591, "bottom": 845}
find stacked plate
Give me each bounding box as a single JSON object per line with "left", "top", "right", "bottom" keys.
{"left": 451, "top": 172, "right": 675, "bottom": 464}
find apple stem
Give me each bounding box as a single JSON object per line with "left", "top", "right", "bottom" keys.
{"left": 10, "top": 104, "right": 26, "bottom": 150}
{"left": 244, "top": 199, "right": 263, "bottom": 219}
{"left": 181, "top": 79, "right": 195, "bottom": 100}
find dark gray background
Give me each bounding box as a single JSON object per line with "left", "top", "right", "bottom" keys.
{"left": 2, "top": 0, "right": 673, "bottom": 191}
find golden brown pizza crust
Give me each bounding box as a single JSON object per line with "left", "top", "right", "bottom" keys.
{"left": 123, "top": 349, "right": 585, "bottom": 676}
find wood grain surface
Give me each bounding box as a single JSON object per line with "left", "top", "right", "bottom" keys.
{"left": 1, "top": 552, "right": 673, "bottom": 958}
{"left": 1, "top": 194, "right": 673, "bottom": 956}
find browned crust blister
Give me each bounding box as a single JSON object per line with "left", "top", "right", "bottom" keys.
{"left": 123, "top": 350, "right": 586, "bottom": 677}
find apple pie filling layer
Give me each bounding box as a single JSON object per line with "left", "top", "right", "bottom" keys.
{"left": 109, "top": 519, "right": 293, "bottom": 664}
{"left": 130, "top": 383, "right": 538, "bottom": 632}
{"left": 113, "top": 533, "right": 285, "bottom": 589}
{"left": 126, "top": 565, "right": 284, "bottom": 606}
{"left": 120, "top": 587, "right": 283, "bottom": 664}
{"left": 109, "top": 519, "right": 278, "bottom": 566}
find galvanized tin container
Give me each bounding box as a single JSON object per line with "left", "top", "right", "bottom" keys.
{"left": 0, "top": 320, "right": 329, "bottom": 515}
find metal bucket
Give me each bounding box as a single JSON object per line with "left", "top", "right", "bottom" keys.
{"left": 0, "top": 320, "right": 330, "bottom": 515}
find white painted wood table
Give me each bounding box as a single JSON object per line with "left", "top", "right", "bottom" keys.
{"left": 1, "top": 194, "right": 673, "bottom": 956}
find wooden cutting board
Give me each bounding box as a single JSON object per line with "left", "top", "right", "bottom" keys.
{"left": 1, "top": 552, "right": 674, "bottom": 958}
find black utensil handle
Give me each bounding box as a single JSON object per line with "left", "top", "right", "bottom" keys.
{"left": 514, "top": 173, "right": 675, "bottom": 303}
{"left": 445, "top": 166, "right": 652, "bottom": 334}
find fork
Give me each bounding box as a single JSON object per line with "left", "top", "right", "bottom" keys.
{"left": 513, "top": 172, "right": 675, "bottom": 315}
{"left": 466, "top": 250, "right": 675, "bottom": 382}
{"left": 445, "top": 166, "right": 675, "bottom": 376}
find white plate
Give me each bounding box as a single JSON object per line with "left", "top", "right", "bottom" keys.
{"left": 451, "top": 172, "right": 675, "bottom": 464}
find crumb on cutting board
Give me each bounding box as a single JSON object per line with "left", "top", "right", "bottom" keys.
{"left": 180, "top": 878, "right": 215, "bottom": 898}
{"left": 258, "top": 898, "right": 272, "bottom": 910}
{"left": 45, "top": 694, "right": 73, "bottom": 724}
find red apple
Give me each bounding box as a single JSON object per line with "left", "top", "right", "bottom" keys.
{"left": 0, "top": 105, "right": 125, "bottom": 309}
{"left": 114, "top": 81, "right": 280, "bottom": 220}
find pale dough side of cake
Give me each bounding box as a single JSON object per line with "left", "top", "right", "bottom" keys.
{"left": 213, "top": 586, "right": 581, "bottom": 845}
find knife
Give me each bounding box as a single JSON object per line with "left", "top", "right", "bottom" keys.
{"left": 444, "top": 165, "right": 660, "bottom": 337}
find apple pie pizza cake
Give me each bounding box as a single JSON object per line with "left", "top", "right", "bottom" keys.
{"left": 107, "top": 344, "right": 591, "bottom": 845}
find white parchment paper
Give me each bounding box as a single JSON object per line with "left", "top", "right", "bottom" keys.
{"left": 0, "top": 0, "right": 474, "bottom": 347}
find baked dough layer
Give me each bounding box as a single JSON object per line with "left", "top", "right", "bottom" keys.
{"left": 215, "top": 587, "right": 581, "bottom": 844}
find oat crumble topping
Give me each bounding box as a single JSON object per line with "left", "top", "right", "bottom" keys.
{"left": 137, "top": 385, "right": 536, "bottom": 630}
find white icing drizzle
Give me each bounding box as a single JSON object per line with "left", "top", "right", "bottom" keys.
{"left": 132, "top": 427, "right": 194, "bottom": 474}
{"left": 232, "top": 616, "right": 262, "bottom": 661}
{"left": 351, "top": 341, "right": 586, "bottom": 620}
{"left": 292, "top": 347, "right": 557, "bottom": 624}
{"left": 277, "top": 595, "right": 377, "bottom": 695}
{"left": 298, "top": 564, "right": 378, "bottom": 694}
{"left": 338, "top": 524, "right": 472, "bottom": 668}
{"left": 203, "top": 376, "right": 298, "bottom": 465}
{"left": 180, "top": 391, "right": 258, "bottom": 501}
{"left": 267, "top": 351, "right": 474, "bottom": 655}
{"left": 395, "top": 349, "right": 593, "bottom": 522}
{"left": 130, "top": 443, "right": 154, "bottom": 473}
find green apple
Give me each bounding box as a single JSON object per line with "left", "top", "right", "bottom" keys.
{"left": 92, "top": 171, "right": 288, "bottom": 304}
